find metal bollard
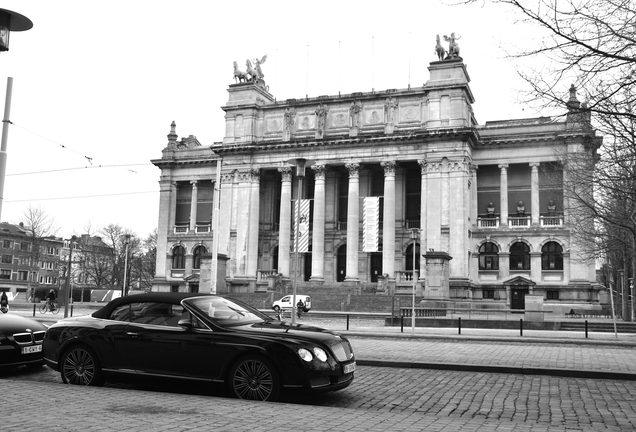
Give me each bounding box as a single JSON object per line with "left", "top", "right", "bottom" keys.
{"left": 585, "top": 320, "right": 588, "bottom": 338}
{"left": 401, "top": 315, "right": 404, "bottom": 333}
{"left": 33, "top": 303, "right": 36, "bottom": 316}
{"left": 346, "top": 314, "right": 350, "bottom": 331}
{"left": 520, "top": 319, "right": 523, "bottom": 336}
{"left": 458, "top": 317, "right": 461, "bottom": 335}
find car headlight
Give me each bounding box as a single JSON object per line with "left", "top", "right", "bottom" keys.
{"left": 298, "top": 348, "right": 313, "bottom": 362}
{"left": 313, "top": 347, "right": 328, "bottom": 362}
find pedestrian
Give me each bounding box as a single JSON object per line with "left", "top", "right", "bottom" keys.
{"left": 0, "top": 289, "right": 8, "bottom": 313}
{"left": 296, "top": 299, "right": 304, "bottom": 319}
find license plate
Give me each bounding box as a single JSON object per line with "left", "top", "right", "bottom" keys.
{"left": 343, "top": 361, "right": 356, "bottom": 374}
{"left": 22, "top": 345, "right": 42, "bottom": 354}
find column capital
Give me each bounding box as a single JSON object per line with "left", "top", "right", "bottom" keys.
{"left": 529, "top": 162, "right": 540, "bottom": 168}
{"left": 311, "top": 163, "right": 328, "bottom": 179}
{"left": 190, "top": 180, "right": 198, "bottom": 187}
{"left": 345, "top": 162, "right": 360, "bottom": 178}
{"left": 278, "top": 166, "right": 293, "bottom": 182}
{"left": 381, "top": 160, "right": 396, "bottom": 176}
{"left": 498, "top": 164, "right": 509, "bottom": 170}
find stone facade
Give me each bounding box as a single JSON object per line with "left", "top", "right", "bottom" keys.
{"left": 151, "top": 58, "right": 605, "bottom": 314}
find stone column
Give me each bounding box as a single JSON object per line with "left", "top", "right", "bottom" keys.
{"left": 155, "top": 180, "right": 174, "bottom": 279}
{"left": 345, "top": 163, "right": 360, "bottom": 282}
{"left": 246, "top": 169, "right": 260, "bottom": 281}
{"left": 499, "top": 164, "right": 509, "bottom": 226}
{"left": 381, "top": 161, "right": 396, "bottom": 279}
{"left": 311, "top": 164, "right": 327, "bottom": 281}
{"left": 530, "top": 163, "right": 540, "bottom": 225}
{"left": 189, "top": 181, "right": 198, "bottom": 232}
{"left": 418, "top": 160, "right": 428, "bottom": 278}
{"left": 277, "top": 167, "right": 292, "bottom": 277}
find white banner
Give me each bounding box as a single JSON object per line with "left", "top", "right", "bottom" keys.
{"left": 363, "top": 197, "right": 380, "bottom": 252}
{"left": 294, "top": 199, "right": 311, "bottom": 253}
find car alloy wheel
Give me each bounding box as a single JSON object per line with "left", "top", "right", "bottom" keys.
{"left": 229, "top": 356, "right": 280, "bottom": 401}
{"left": 273, "top": 305, "right": 280, "bottom": 312}
{"left": 61, "top": 346, "right": 104, "bottom": 386}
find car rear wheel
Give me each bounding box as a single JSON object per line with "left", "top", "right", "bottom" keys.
{"left": 273, "top": 305, "right": 280, "bottom": 312}
{"left": 61, "top": 346, "right": 104, "bottom": 386}
{"left": 229, "top": 355, "right": 281, "bottom": 401}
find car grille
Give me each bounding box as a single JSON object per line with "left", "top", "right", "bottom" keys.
{"left": 309, "top": 376, "right": 331, "bottom": 388}
{"left": 14, "top": 331, "right": 45, "bottom": 345}
{"left": 309, "top": 373, "right": 353, "bottom": 389}
{"left": 330, "top": 340, "right": 354, "bottom": 362}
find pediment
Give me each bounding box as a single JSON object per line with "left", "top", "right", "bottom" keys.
{"left": 502, "top": 275, "right": 535, "bottom": 286}
{"left": 184, "top": 273, "right": 200, "bottom": 282}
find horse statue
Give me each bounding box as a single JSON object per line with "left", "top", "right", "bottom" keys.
{"left": 434, "top": 34, "right": 447, "bottom": 61}
{"left": 233, "top": 61, "right": 248, "bottom": 83}
{"left": 443, "top": 33, "right": 461, "bottom": 59}
{"left": 246, "top": 59, "right": 258, "bottom": 82}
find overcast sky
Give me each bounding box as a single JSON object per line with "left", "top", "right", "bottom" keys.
{"left": 0, "top": 0, "right": 542, "bottom": 239}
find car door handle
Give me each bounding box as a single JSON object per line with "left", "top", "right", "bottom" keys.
{"left": 126, "top": 332, "right": 140, "bottom": 337}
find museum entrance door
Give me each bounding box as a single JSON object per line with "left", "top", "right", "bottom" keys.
{"left": 511, "top": 287, "right": 529, "bottom": 310}
{"left": 370, "top": 253, "right": 382, "bottom": 282}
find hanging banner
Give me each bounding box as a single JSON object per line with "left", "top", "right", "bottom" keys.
{"left": 363, "top": 197, "right": 380, "bottom": 252}
{"left": 294, "top": 199, "right": 311, "bottom": 253}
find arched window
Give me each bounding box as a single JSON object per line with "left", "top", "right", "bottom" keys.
{"left": 542, "top": 241, "right": 563, "bottom": 270}
{"left": 510, "top": 242, "right": 530, "bottom": 270}
{"left": 479, "top": 242, "right": 499, "bottom": 270}
{"left": 172, "top": 245, "right": 185, "bottom": 269}
{"left": 193, "top": 245, "right": 207, "bottom": 270}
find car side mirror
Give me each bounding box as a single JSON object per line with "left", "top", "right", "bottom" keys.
{"left": 178, "top": 318, "right": 193, "bottom": 330}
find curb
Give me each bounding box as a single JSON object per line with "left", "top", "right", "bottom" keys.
{"left": 356, "top": 359, "right": 636, "bottom": 381}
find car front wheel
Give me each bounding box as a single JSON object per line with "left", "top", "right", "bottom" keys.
{"left": 229, "top": 355, "right": 281, "bottom": 401}
{"left": 61, "top": 346, "right": 104, "bottom": 386}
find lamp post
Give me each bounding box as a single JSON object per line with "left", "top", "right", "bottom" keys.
{"left": 0, "top": 9, "right": 32, "bottom": 223}
{"left": 122, "top": 234, "right": 131, "bottom": 297}
{"left": 286, "top": 158, "right": 313, "bottom": 325}
{"left": 410, "top": 228, "right": 419, "bottom": 333}
{"left": 63, "top": 236, "right": 77, "bottom": 318}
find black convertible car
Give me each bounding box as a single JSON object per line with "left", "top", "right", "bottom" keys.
{"left": 43, "top": 293, "right": 355, "bottom": 401}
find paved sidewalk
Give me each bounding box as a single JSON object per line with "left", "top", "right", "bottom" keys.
{"left": 10, "top": 304, "right": 636, "bottom": 381}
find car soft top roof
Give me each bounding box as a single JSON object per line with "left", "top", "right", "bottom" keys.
{"left": 92, "top": 292, "right": 212, "bottom": 319}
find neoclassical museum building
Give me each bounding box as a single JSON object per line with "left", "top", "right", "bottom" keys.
{"left": 151, "top": 50, "right": 606, "bottom": 313}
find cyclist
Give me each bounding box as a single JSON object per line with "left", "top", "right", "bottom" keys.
{"left": 46, "top": 289, "right": 57, "bottom": 312}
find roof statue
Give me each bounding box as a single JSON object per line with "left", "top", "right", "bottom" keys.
{"left": 233, "top": 55, "right": 267, "bottom": 87}
{"left": 435, "top": 33, "right": 461, "bottom": 61}
{"left": 443, "top": 33, "right": 461, "bottom": 59}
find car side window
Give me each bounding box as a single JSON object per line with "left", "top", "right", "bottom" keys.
{"left": 129, "top": 302, "right": 185, "bottom": 327}
{"left": 110, "top": 304, "right": 132, "bottom": 322}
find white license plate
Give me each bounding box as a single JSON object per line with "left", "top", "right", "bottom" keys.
{"left": 343, "top": 361, "right": 356, "bottom": 374}
{"left": 22, "top": 345, "right": 42, "bottom": 354}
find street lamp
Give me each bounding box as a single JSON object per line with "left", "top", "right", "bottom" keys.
{"left": 122, "top": 234, "right": 131, "bottom": 297}
{"left": 286, "top": 157, "right": 313, "bottom": 325}
{"left": 63, "top": 236, "right": 77, "bottom": 318}
{"left": 410, "top": 228, "right": 419, "bottom": 333}
{"left": 0, "top": 8, "right": 32, "bottom": 223}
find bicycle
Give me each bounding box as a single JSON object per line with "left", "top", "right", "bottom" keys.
{"left": 39, "top": 301, "right": 59, "bottom": 314}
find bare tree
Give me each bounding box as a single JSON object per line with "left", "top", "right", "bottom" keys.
{"left": 19, "top": 206, "right": 59, "bottom": 301}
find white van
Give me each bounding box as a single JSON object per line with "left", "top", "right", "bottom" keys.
{"left": 272, "top": 295, "right": 311, "bottom": 312}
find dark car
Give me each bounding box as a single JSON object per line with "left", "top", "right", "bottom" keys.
{"left": 43, "top": 292, "right": 356, "bottom": 401}
{"left": 0, "top": 313, "right": 47, "bottom": 368}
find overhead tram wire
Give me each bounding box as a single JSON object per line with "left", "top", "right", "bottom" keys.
{"left": 6, "top": 163, "right": 153, "bottom": 177}
{"left": 10, "top": 122, "right": 151, "bottom": 175}
{"left": 6, "top": 189, "right": 158, "bottom": 203}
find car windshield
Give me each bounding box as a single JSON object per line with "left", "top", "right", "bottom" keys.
{"left": 184, "top": 296, "right": 268, "bottom": 327}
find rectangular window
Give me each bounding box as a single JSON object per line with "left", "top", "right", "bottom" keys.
{"left": 1, "top": 254, "right": 12, "bottom": 264}
{"left": 20, "top": 242, "right": 29, "bottom": 251}
{"left": 17, "top": 270, "right": 28, "bottom": 281}
{"left": 0, "top": 269, "right": 11, "bottom": 279}
{"left": 547, "top": 290, "right": 559, "bottom": 300}
{"left": 3, "top": 239, "right": 12, "bottom": 249}
{"left": 483, "top": 289, "right": 495, "bottom": 299}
